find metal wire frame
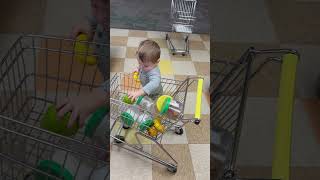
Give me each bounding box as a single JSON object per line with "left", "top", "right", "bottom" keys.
{"left": 109, "top": 72, "right": 202, "bottom": 172}
{"left": 0, "top": 34, "right": 110, "bottom": 179}
{"left": 211, "top": 47, "right": 299, "bottom": 180}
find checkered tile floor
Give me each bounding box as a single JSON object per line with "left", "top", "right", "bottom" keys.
{"left": 110, "top": 28, "right": 210, "bottom": 180}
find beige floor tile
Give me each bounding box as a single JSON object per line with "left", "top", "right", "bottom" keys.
{"left": 170, "top": 39, "right": 186, "bottom": 50}
{"left": 174, "top": 75, "right": 198, "bottom": 92}
{"left": 160, "top": 48, "right": 171, "bottom": 60}
{"left": 147, "top": 31, "right": 167, "bottom": 39}
{"left": 150, "top": 38, "right": 168, "bottom": 48}
{"left": 124, "top": 58, "right": 139, "bottom": 73}
{"left": 111, "top": 58, "right": 124, "bottom": 72}
{"left": 152, "top": 144, "right": 196, "bottom": 180}
{"left": 128, "top": 30, "right": 148, "bottom": 37}
{"left": 190, "top": 50, "right": 210, "bottom": 62}
{"left": 185, "top": 115, "right": 210, "bottom": 144}
{"left": 170, "top": 54, "right": 192, "bottom": 61}
{"left": 189, "top": 144, "right": 210, "bottom": 180}
{"left": 200, "top": 34, "right": 210, "bottom": 42}
{"left": 171, "top": 61, "right": 197, "bottom": 75}
{"left": 159, "top": 127, "right": 188, "bottom": 144}
{"left": 111, "top": 144, "right": 152, "bottom": 180}
{"left": 111, "top": 36, "right": 128, "bottom": 46}
{"left": 189, "top": 41, "right": 207, "bottom": 50}
{"left": 203, "top": 41, "right": 210, "bottom": 50}
{"left": 184, "top": 92, "right": 210, "bottom": 115}
{"left": 126, "top": 47, "right": 138, "bottom": 59}
{"left": 193, "top": 62, "right": 210, "bottom": 76}
{"left": 127, "top": 37, "right": 147, "bottom": 47}
{"left": 167, "top": 32, "right": 183, "bottom": 39}
{"left": 110, "top": 46, "right": 127, "bottom": 58}
{"left": 110, "top": 28, "right": 129, "bottom": 37}
{"left": 188, "top": 34, "right": 202, "bottom": 41}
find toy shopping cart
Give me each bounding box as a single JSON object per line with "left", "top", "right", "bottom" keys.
{"left": 110, "top": 73, "right": 204, "bottom": 173}
{"left": 166, "top": 0, "right": 197, "bottom": 56}
{"left": 0, "top": 34, "right": 109, "bottom": 180}
{"left": 211, "top": 48, "right": 299, "bottom": 180}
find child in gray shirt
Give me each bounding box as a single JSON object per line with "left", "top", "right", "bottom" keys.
{"left": 128, "top": 40, "right": 163, "bottom": 100}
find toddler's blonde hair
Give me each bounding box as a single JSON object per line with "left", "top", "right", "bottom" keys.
{"left": 137, "top": 40, "right": 161, "bottom": 64}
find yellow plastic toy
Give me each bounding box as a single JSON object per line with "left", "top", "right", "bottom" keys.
{"left": 74, "top": 34, "right": 97, "bottom": 65}
{"left": 156, "top": 95, "right": 173, "bottom": 113}
{"left": 147, "top": 126, "right": 158, "bottom": 137}
{"left": 153, "top": 118, "right": 165, "bottom": 133}
{"left": 133, "top": 71, "right": 140, "bottom": 82}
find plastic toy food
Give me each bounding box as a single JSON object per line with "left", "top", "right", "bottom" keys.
{"left": 121, "top": 107, "right": 139, "bottom": 127}
{"left": 35, "top": 160, "right": 74, "bottom": 180}
{"left": 133, "top": 71, "right": 140, "bottom": 82}
{"left": 136, "top": 95, "right": 155, "bottom": 113}
{"left": 147, "top": 126, "right": 158, "bottom": 137}
{"left": 153, "top": 118, "right": 165, "bottom": 133}
{"left": 137, "top": 113, "right": 154, "bottom": 132}
{"left": 122, "top": 94, "right": 135, "bottom": 104}
{"left": 74, "top": 33, "right": 97, "bottom": 65}
{"left": 40, "top": 104, "right": 79, "bottom": 137}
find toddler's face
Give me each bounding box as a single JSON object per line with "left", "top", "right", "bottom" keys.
{"left": 91, "top": 0, "right": 108, "bottom": 29}
{"left": 138, "top": 59, "right": 158, "bottom": 72}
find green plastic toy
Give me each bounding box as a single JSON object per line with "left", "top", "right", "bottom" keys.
{"left": 84, "top": 106, "right": 109, "bottom": 138}
{"left": 40, "top": 104, "right": 79, "bottom": 137}
{"left": 35, "top": 160, "right": 74, "bottom": 180}
{"left": 122, "top": 94, "right": 135, "bottom": 104}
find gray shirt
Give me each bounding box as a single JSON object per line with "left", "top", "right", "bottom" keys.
{"left": 139, "top": 66, "right": 163, "bottom": 97}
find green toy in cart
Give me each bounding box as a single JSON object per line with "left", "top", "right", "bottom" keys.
{"left": 84, "top": 106, "right": 109, "bottom": 138}
{"left": 40, "top": 104, "right": 79, "bottom": 137}
{"left": 122, "top": 94, "right": 135, "bottom": 104}
{"left": 34, "top": 160, "right": 74, "bottom": 180}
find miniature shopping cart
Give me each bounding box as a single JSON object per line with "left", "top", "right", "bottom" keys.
{"left": 211, "top": 48, "right": 299, "bottom": 180}
{"left": 0, "top": 34, "right": 109, "bottom": 180}
{"left": 166, "top": 0, "right": 197, "bottom": 56}
{"left": 110, "top": 73, "right": 204, "bottom": 173}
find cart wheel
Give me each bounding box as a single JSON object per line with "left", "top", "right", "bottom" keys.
{"left": 165, "top": 34, "right": 168, "bottom": 40}
{"left": 123, "top": 124, "right": 130, "bottom": 129}
{"left": 115, "top": 135, "right": 125, "bottom": 143}
{"left": 175, "top": 127, "right": 183, "bottom": 135}
{"left": 167, "top": 164, "right": 177, "bottom": 173}
{"left": 172, "top": 53, "right": 176, "bottom": 56}
{"left": 182, "top": 53, "right": 186, "bottom": 56}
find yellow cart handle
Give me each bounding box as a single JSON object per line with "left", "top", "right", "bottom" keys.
{"left": 194, "top": 78, "right": 203, "bottom": 123}
{"left": 272, "top": 53, "right": 298, "bottom": 180}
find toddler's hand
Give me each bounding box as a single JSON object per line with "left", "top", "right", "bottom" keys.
{"left": 70, "top": 22, "right": 92, "bottom": 39}
{"left": 56, "top": 88, "right": 107, "bottom": 128}
{"left": 128, "top": 89, "right": 145, "bottom": 101}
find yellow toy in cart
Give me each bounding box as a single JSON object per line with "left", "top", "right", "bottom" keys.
{"left": 147, "top": 117, "right": 165, "bottom": 137}
{"left": 74, "top": 33, "right": 97, "bottom": 65}
{"left": 153, "top": 117, "right": 165, "bottom": 133}
{"left": 147, "top": 126, "right": 158, "bottom": 137}
{"left": 133, "top": 71, "right": 140, "bottom": 82}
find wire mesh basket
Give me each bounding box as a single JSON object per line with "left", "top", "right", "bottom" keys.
{"left": 166, "top": 0, "right": 197, "bottom": 55}
{"left": 0, "top": 34, "right": 109, "bottom": 180}
{"left": 211, "top": 48, "right": 299, "bottom": 180}
{"left": 110, "top": 72, "right": 203, "bottom": 173}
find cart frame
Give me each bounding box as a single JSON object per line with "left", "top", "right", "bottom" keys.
{"left": 0, "top": 34, "right": 110, "bottom": 180}
{"left": 110, "top": 72, "right": 203, "bottom": 173}
{"left": 211, "top": 47, "right": 299, "bottom": 180}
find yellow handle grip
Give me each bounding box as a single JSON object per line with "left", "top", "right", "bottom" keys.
{"left": 272, "top": 53, "right": 298, "bottom": 180}
{"left": 195, "top": 78, "right": 203, "bottom": 119}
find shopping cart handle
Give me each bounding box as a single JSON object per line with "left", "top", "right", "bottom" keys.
{"left": 194, "top": 78, "right": 203, "bottom": 120}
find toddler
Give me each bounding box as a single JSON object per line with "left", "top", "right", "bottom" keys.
{"left": 128, "top": 40, "right": 163, "bottom": 100}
